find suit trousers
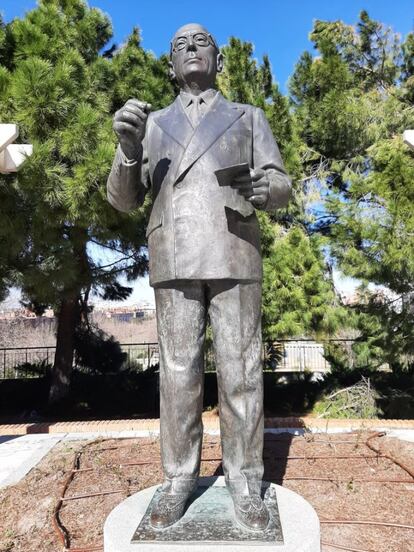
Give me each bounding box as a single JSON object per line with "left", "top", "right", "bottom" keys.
{"left": 155, "top": 279, "right": 264, "bottom": 497}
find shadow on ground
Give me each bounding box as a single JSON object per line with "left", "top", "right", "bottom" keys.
{"left": 210, "top": 421, "right": 306, "bottom": 487}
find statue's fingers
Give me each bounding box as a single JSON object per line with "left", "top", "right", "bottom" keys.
{"left": 116, "top": 111, "right": 143, "bottom": 126}
{"left": 121, "top": 105, "right": 147, "bottom": 120}
{"left": 113, "top": 121, "right": 138, "bottom": 134}
{"left": 232, "top": 183, "right": 253, "bottom": 191}
{"left": 252, "top": 180, "right": 267, "bottom": 188}
{"left": 231, "top": 181, "right": 253, "bottom": 189}
{"left": 126, "top": 99, "right": 152, "bottom": 113}
{"left": 233, "top": 174, "right": 252, "bottom": 184}
{"left": 251, "top": 168, "right": 265, "bottom": 181}
{"left": 247, "top": 194, "right": 266, "bottom": 205}
{"left": 251, "top": 184, "right": 268, "bottom": 194}
{"left": 237, "top": 188, "right": 255, "bottom": 198}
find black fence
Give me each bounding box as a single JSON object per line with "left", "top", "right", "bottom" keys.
{"left": 0, "top": 346, "right": 56, "bottom": 379}
{"left": 0, "top": 339, "right": 359, "bottom": 379}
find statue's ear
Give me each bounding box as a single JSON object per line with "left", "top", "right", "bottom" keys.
{"left": 168, "top": 60, "right": 176, "bottom": 81}
{"left": 216, "top": 52, "right": 224, "bottom": 73}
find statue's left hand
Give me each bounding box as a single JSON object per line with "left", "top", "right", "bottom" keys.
{"left": 232, "top": 168, "right": 269, "bottom": 208}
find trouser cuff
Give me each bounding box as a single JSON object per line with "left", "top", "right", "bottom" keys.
{"left": 226, "top": 477, "right": 262, "bottom": 496}
{"left": 161, "top": 477, "right": 198, "bottom": 494}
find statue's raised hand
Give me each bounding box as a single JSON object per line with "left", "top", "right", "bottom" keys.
{"left": 113, "top": 99, "right": 152, "bottom": 161}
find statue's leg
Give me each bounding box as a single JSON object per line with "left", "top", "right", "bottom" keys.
{"left": 208, "top": 279, "right": 268, "bottom": 531}
{"left": 154, "top": 281, "right": 207, "bottom": 494}
{"left": 208, "top": 280, "right": 264, "bottom": 495}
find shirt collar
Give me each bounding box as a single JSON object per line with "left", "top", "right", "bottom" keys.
{"left": 180, "top": 88, "right": 218, "bottom": 108}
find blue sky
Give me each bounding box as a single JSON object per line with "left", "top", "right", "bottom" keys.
{"left": 1, "top": 0, "right": 411, "bottom": 307}
{"left": 2, "top": 0, "right": 413, "bottom": 92}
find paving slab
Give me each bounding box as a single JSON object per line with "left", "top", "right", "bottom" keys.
{"left": 0, "top": 433, "right": 64, "bottom": 488}
{"left": 387, "top": 429, "right": 414, "bottom": 443}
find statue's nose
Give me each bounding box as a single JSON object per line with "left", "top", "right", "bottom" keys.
{"left": 186, "top": 36, "right": 197, "bottom": 51}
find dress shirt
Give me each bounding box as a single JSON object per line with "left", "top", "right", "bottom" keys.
{"left": 179, "top": 88, "right": 218, "bottom": 127}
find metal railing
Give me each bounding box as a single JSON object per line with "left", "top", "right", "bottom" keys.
{"left": 121, "top": 342, "right": 159, "bottom": 371}
{"left": 0, "top": 343, "right": 160, "bottom": 379}
{"left": 263, "top": 339, "right": 336, "bottom": 373}
{"left": 0, "top": 339, "right": 359, "bottom": 380}
{"left": 0, "top": 346, "right": 56, "bottom": 379}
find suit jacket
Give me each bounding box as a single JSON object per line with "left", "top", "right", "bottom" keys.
{"left": 107, "top": 92, "right": 291, "bottom": 287}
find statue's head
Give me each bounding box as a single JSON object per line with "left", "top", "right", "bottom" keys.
{"left": 169, "top": 23, "right": 223, "bottom": 88}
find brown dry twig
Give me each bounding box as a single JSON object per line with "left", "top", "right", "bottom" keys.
{"left": 365, "top": 432, "right": 414, "bottom": 479}
{"left": 322, "top": 542, "right": 375, "bottom": 552}
{"left": 321, "top": 520, "right": 414, "bottom": 531}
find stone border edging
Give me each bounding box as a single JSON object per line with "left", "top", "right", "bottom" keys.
{"left": 1, "top": 416, "right": 414, "bottom": 435}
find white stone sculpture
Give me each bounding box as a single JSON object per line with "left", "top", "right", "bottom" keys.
{"left": 403, "top": 129, "right": 414, "bottom": 151}
{"left": 0, "top": 124, "right": 33, "bottom": 174}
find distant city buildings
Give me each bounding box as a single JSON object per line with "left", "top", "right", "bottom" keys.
{"left": 0, "top": 303, "right": 156, "bottom": 321}
{"left": 94, "top": 304, "right": 156, "bottom": 321}
{"left": 0, "top": 308, "right": 37, "bottom": 320}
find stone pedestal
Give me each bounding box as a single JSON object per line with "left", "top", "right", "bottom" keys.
{"left": 104, "top": 476, "right": 320, "bottom": 552}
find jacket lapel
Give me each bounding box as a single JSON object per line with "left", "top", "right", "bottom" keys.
{"left": 175, "top": 93, "right": 245, "bottom": 183}
{"left": 152, "top": 97, "right": 193, "bottom": 149}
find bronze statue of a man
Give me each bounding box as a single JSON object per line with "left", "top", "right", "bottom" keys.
{"left": 107, "top": 23, "right": 291, "bottom": 532}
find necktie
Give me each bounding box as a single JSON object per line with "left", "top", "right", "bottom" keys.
{"left": 190, "top": 97, "right": 203, "bottom": 127}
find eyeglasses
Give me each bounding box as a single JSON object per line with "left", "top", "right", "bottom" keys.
{"left": 171, "top": 32, "right": 217, "bottom": 53}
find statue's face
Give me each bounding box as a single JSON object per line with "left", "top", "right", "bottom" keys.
{"left": 170, "top": 23, "right": 222, "bottom": 87}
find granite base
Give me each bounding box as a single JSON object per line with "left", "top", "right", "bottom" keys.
{"left": 104, "top": 476, "right": 320, "bottom": 552}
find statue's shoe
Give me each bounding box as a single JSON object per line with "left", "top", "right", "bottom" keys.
{"left": 150, "top": 491, "right": 192, "bottom": 529}
{"left": 231, "top": 493, "right": 270, "bottom": 532}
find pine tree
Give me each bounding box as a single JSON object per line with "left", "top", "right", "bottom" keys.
{"left": 261, "top": 220, "right": 345, "bottom": 340}
{"left": 0, "top": 0, "right": 173, "bottom": 401}
{"left": 218, "top": 37, "right": 345, "bottom": 340}
{"left": 290, "top": 11, "right": 414, "bottom": 370}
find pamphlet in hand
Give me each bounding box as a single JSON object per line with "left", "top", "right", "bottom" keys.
{"left": 214, "top": 163, "right": 251, "bottom": 187}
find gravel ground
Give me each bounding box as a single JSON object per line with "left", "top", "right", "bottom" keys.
{"left": 0, "top": 432, "right": 413, "bottom": 552}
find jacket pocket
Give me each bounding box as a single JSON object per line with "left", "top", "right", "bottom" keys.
{"left": 145, "top": 213, "right": 163, "bottom": 238}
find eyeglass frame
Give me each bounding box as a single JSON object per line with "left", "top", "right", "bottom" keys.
{"left": 170, "top": 31, "right": 219, "bottom": 57}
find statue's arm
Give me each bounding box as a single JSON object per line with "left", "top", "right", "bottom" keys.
{"left": 252, "top": 107, "right": 292, "bottom": 211}
{"left": 107, "top": 135, "right": 150, "bottom": 213}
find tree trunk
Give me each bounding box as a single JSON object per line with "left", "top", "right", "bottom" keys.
{"left": 48, "top": 227, "right": 89, "bottom": 405}
{"left": 48, "top": 294, "right": 79, "bottom": 404}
